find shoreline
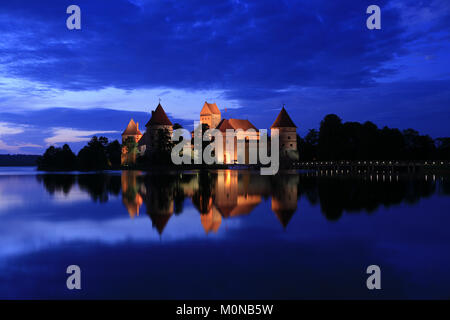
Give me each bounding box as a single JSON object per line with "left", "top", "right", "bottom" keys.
{"left": 3, "top": 163, "right": 448, "bottom": 174}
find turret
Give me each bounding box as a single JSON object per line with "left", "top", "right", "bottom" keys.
{"left": 271, "top": 107, "right": 297, "bottom": 155}
{"left": 200, "top": 101, "right": 221, "bottom": 129}
{"left": 121, "top": 119, "right": 143, "bottom": 165}
{"left": 144, "top": 103, "right": 173, "bottom": 153}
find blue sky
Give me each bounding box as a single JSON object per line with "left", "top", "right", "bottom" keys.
{"left": 0, "top": 0, "right": 449, "bottom": 153}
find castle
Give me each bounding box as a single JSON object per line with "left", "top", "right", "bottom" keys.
{"left": 121, "top": 101, "right": 297, "bottom": 165}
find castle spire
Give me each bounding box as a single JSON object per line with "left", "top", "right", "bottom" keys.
{"left": 271, "top": 106, "right": 297, "bottom": 128}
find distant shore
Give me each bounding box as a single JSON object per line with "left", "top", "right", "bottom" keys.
{"left": 9, "top": 161, "right": 448, "bottom": 173}
{"left": 2, "top": 154, "right": 448, "bottom": 172}
{"left": 0, "top": 155, "right": 39, "bottom": 167}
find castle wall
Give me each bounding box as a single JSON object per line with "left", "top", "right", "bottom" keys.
{"left": 271, "top": 127, "right": 297, "bottom": 155}
{"left": 200, "top": 114, "right": 221, "bottom": 129}
{"left": 215, "top": 131, "right": 260, "bottom": 164}
{"left": 211, "top": 114, "right": 221, "bottom": 129}
{"left": 200, "top": 115, "right": 211, "bottom": 128}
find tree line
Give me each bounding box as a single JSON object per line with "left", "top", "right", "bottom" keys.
{"left": 37, "top": 136, "right": 122, "bottom": 171}
{"left": 298, "top": 114, "right": 450, "bottom": 161}
{"left": 37, "top": 114, "right": 450, "bottom": 171}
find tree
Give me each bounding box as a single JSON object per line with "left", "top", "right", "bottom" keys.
{"left": 124, "top": 136, "right": 138, "bottom": 153}
{"left": 378, "top": 126, "right": 405, "bottom": 160}
{"left": 121, "top": 137, "right": 138, "bottom": 166}
{"left": 298, "top": 129, "right": 319, "bottom": 161}
{"left": 156, "top": 129, "right": 173, "bottom": 154}
{"left": 436, "top": 138, "right": 450, "bottom": 160}
{"left": 61, "top": 144, "right": 78, "bottom": 169}
{"left": 77, "top": 136, "right": 109, "bottom": 170}
{"left": 146, "top": 129, "right": 174, "bottom": 165}
{"left": 309, "top": 115, "right": 443, "bottom": 161}
{"left": 173, "top": 123, "right": 183, "bottom": 130}
{"left": 37, "top": 144, "right": 77, "bottom": 171}
{"left": 106, "top": 140, "right": 122, "bottom": 167}
{"left": 403, "top": 129, "right": 436, "bottom": 160}
{"left": 318, "top": 114, "right": 344, "bottom": 160}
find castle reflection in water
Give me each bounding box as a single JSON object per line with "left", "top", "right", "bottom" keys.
{"left": 37, "top": 170, "right": 449, "bottom": 236}
{"left": 121, "top": 170, "right": 299, "bottom": 234}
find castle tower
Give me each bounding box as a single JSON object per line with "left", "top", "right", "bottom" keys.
{"left": 121, "top": 119, "right": 143, "bottom": 165}
{"left": 200, "top": 101, "right": 221, "bottom": 129}
{"left": 122, "top": 119, "right": 143, "bottom": 143}
{"left": 271, "top": 107, "right": 297, "bottom": 155}
{"left": 144, "top": 103, "right": 173, "bottom": 153}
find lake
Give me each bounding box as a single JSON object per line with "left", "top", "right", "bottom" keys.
{"left": 0, "top": 167, "right": 449, "bottom": 299}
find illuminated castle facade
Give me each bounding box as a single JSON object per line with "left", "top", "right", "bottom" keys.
{"left": 121, "top": 101, "right": 297, "bottom": 165}
{"left": 199, "top": 101, "right": 261, "bottom": 164}
{"left": 121, "top": 103, "right": 173, "bottom": 165}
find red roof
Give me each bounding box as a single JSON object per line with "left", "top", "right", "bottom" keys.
{"left": 216, "top": 118, "right": 258, "bottom": 132}
{"left": 271, "top": 107, "right": 297, "bottom": 128}
{"left": 200, "top": 101, "right": 221, "bottom": 115}
{"left": 146, "top": 103, "right": 173, "bottom": 127}
{"left": 122, "top": 119, "right": 142, "bottom": 136}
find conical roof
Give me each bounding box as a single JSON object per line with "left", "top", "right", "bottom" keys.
{"left": 271, "top": 107, "right": 297, "bottom": 128}
{"left": 122, "top": 119, "right": 142, "bottom": 136}
{"left": 146, "top": 103, "right": 173, "bottom": 127}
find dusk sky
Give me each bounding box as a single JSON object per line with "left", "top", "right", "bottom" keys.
{"left": 0, "top": 0, "right": 449, "bottom": 154}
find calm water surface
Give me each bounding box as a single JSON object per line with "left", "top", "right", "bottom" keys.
{"left": 0, "top": 167, "right": 449, "bottom": 299}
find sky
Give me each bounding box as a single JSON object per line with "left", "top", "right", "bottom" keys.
{"left": 0, "top": 0, "right": 449, "bottom": 154}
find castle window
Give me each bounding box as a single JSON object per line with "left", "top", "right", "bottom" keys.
{"left": 288, "top": 136, "right": 290, "bottom": 139}
{"left": 290, "top": 144, "right": 293, "bottom": 147}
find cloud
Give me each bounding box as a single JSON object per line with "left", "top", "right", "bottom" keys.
{"left": 0, "top": 122, "right": 26, "bottom": 136}
{"left": 389, "top": 0, "right": 450, "bottom": 31}
{"left": 0, "top": 0, "right": 449, "bottom": 148}
{"left": 1, "top": 0, "right": 449, "bottom": 95}
{"left": 0, "top": 140, "right": 42, "bottom": 153}
{"left": 0, "top": 122, "right": 42, "bottom": 153}
{"left": 0, "top": 78, "right": 239, "bottom": 122}
{"left": 45, "top": 128, "right": 119, "bottom": 145}
{"left": 0, "top": 0, "right": 421, "bottom": 92}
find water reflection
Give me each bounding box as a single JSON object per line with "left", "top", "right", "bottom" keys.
{"left": 36, "top": 170, "right": 449, "bottom": 235}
